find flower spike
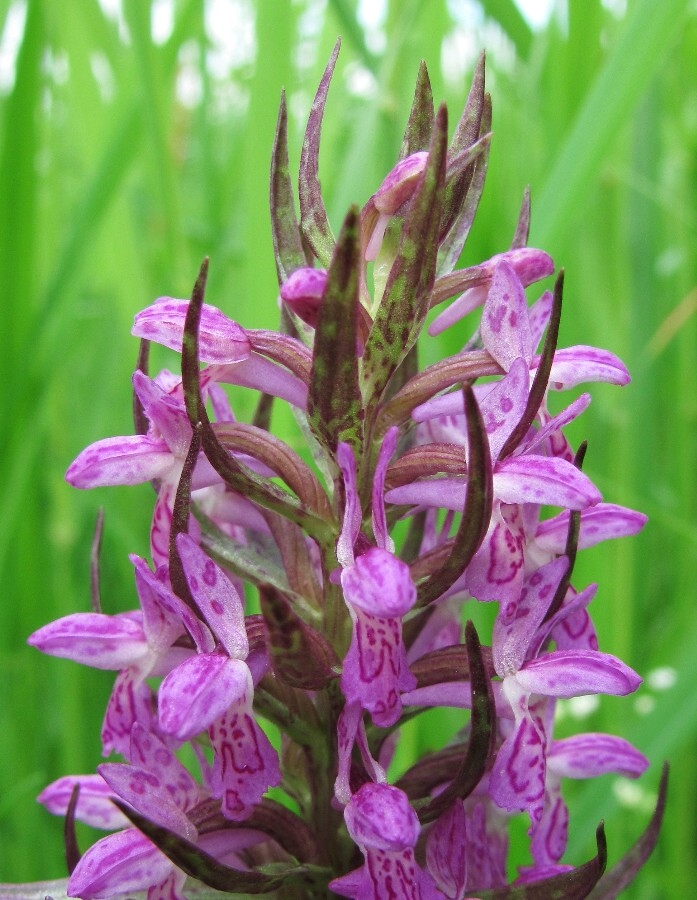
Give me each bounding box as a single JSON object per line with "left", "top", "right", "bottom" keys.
{"left": 21, "top": 44, "right": 659, "bottom": 900}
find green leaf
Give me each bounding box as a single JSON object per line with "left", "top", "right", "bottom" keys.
{"left": 259, "top": 584, "right": 340, "bottom": 690}
{"left": 476, "top": 823, "right": 607, "bottom": 899}
{"left": 307, "top": 205, "right": 364, "bottom": 454}
{"left": 270, "top": 91, "right": 307, "bottom": 285}
{"left": 587, "top": 764, "right": 669, "bottom": 899}
{"left": 439, "top": 51, "right": 486, "bottom": 242}
{"left": 361, "top": 105, "right": 448, "bottom": 416}
{"left": 533, "top": 0, "right": 692, "bottom": 248}
{"left": 417, "top": 621, "right": 496, "bottom": 823}
{"left": 299, "top": 39, "right": 339, "bottom": 267}
{"left": 400, "top": 60, "right": 435, "bottom": 157}
{"left": 437, "top": 92, "right": 492, "bottom": 276}
{"left": 113, "top": 801, "right": 321, "bottom": 894}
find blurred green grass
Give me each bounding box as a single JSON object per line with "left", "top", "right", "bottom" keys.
{"left": 1, "top": 0, "right": 695, "bottom": 893}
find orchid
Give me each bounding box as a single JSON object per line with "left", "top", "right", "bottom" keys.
{"left": 15, "top": 43, "right": 666, "bottom": 900}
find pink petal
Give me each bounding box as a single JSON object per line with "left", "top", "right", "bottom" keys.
{"left": 535, "top": 503, "right": 648, "bottom": 554}
{"left": 98, "top": 762, "right": 197, "bottom": 841}
{"left": 66, "top": 435, "right": 174, "bottom": 488}
{"left": 68, "top": 829, "right": 173, "bottom": 899}
{"left": 101, "top": 669, "right": 157, "bottom": 759}
{"left": 373, "top": 152, "right": 429, "bottom": 215}
{"left": 548, "top": 733, "right": 649, "bottom": 779}
{"left": 128, "top": 723, "right": 200, "bottom": 810}
{"left": 159, "top": 653, "right": 249, "bottom": 741}
{"left": 385, "top": 477, "right": 467, "bottom": 511}
{"left": 211, "top": 353, "right": 308, "bottom": 408}
{"left": 341, "top": 548, "right": 416, "bottom": 618}
{"left": 529, "top": 783, "right": 569, "bottom": 869}
{"left": 517, "top": 393, "right": 591, "bottom": 456}
{"left": 428, "top": 285, "right": 488, "bottom": 335}
{"left": 175, "top": 533, "right": 248, "bottom": 658}
{"left": 481, "top": 260, "right": 533, "bottom": 370}
{"left": 488, "top": 714, "right": 546, "bottom": 819}
{"left": 280, "top": 267, "right": 327, "bottom": 328}
{"left": 37, "top": 774, "right": 130, "bottom": 830}
{"left": 345, "top": 783, "right": 420, "bottom": 851}
{"left": 336, "top": 441, "right": 360, "bottom": 567}
{"left": 131, "top": 554, "right": 215, "bottom": 655}
{"left": 340, "top": 604, "right": 416, "bottom": 728}
{"left": 209, "top": 694, "right": 281, "bottom": 821}
{"left": 515, "top": 650, "right": 642, "bottom": 698}
{"left": 466, "top": 505, "right": 526, "bottom": 604}
{"left": 28, "top": 612, "right": 148, "bottom": 670}
{"left": 132, "top": 297, "right": 251, "bottom": 364}
{"left": 480, "top": 357, "right": 530, "bottom": 461}
{"left": 493, "top": 556, "right": 568, "bottom": 677}
{"left": 529, "top": 290, "right": 553, "bottom": 350}
{"left": 372, "top": 427, "right": 398, "bottom": 552}
{"left": 494, "top": 455, "right": 602, "bottom": 509}
{"left": 537, "top": 345, "right": 631, "bottom": 390}
{"left": 426, "top": 801, "right": 468, "bottom": 898}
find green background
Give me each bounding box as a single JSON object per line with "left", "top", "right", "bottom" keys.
{"left": 1, "top": 0, "right": 695, "bottom": 895}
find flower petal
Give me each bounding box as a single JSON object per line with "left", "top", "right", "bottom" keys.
{"left": 481, "top": 260, "right": 533, "bottom": 370}
{"left": 159, "top": 653, "right": 249, "bottom": 741}
{"left": 98, "top": 762, "right": 197, "bottom": 841}
{"left": 494, "top": 455, "right": 602, "bottom": 509}
{"left": 68, "top": 828, "right": 173, "bottom": 899}
{"left": 548, "top": 733, "right": 649, "bottom": 779}
{"left": 66, "top": 435, "right": 174, "bottom": 488}
{"left": 516, "top": 650, "right": 642, "bottom": 698}
{"left": 28, "top": 612, "right": 148, "bottom": 670}
{"left": 535, "top": 503, "right": 647, "bottom": 554}
{"left": 133, "top": 297, "right": 251, "bottom": 364}
{"left": 37, "top": 774, "right": 130, "bottom": 830}
{"left": 345, "top": 783, "right": 420, "bottom": 852}
{"left": 341, "top": 548, "right": 416, "bottom": 618}
{"left": 175, "top": 533, "right": 248, "bottom": 658}
{"left": 537, "top": 345, "right": 631, "bottom": 390}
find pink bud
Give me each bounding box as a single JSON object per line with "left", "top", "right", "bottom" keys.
{"left": 280, "top": 267, "right": 328, "bottom": 328}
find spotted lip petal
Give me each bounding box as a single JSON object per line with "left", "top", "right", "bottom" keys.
{"left": 132, "top": 297, "right": 252, "bottom": 364}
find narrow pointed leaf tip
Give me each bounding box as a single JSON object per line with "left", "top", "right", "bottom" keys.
{"left": 308, "top": 206, "right": 364, "bottom": 454}
{"left": 299, "top": 38, "right": 339, "bottom": 267}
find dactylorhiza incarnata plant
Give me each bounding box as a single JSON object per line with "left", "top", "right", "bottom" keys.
{"left": 22, "top": 44, "right": 667, "bottom": 900}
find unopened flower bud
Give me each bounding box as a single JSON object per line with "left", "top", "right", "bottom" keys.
{"left": 280, "top": 267, "right": 328, "bottom": 328}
